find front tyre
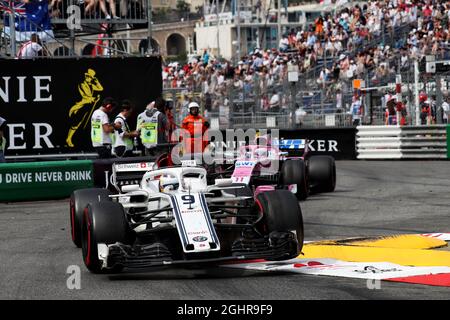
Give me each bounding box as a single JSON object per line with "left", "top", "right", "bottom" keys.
{"left": 256, "top": 190, "right": 304, "bottom": 259}
{"left": 70, "top": 188, "right": 112, "bottom": 248}
{"left": 81, "top": 201, "right": 133, "bottom": 273}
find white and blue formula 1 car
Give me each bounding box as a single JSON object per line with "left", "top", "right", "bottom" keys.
{"left": 69, "top": 161, "right": 304, "bottom": 273}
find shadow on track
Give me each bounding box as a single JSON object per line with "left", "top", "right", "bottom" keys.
{"left": 107, "top": 267, "right": 292, "bottom": 281}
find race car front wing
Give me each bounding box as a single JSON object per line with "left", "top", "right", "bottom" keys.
{"left": 104, "top": 231, "right": 299, "bottom": 271}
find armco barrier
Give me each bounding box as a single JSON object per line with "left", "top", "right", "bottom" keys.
{"left": 0, "top": 160, "right": 93, "bottom": 202}
{"left": 357, "top": 125, "right": 449, "bottom": 159}
{"left": 447, "top": 125, "right": 450, "bottom": 159}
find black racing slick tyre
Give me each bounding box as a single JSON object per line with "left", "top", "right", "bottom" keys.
{"left": 280, "top": 159, "right": 308, "bottom": 200}
{"left": 81, "top": 201, "right": 132, "bottom": 274}
{"left": 256, "top": 190, "right": 304, "bottom": 259}
{"left": 70, "top": 188, "right": 112, "bottom": 248}
{"left": 309, "top": 156, "right": 336, "bottom": 194}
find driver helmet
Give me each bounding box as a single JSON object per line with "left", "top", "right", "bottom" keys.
{"left": 255, "top": 133, "right": 271, "bottom": 146}
{"left": 159, "top": 175, "right": 179, "bottom": 192}
{"left": 254, "top": 148, "right": 268, "bottom": 158}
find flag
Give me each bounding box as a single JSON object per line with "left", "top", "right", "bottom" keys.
{"left": 0, "top": 0, "right": 26, "bottom": 15}
{"left": 5, "top": 0, "right": 55, "bottom": 43}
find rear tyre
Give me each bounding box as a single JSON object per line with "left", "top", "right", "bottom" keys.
{"left": 256, "top": 190, "right": 304, "bottom": 260}
{"left": 81, "top": 201, "right": 133, "bottom": 273}
{"left": 70, "top": 188, "right": 112, "bottom": 248}
{"left": 308, "top": 156, "right": 336, "bottom": 194}
{"left": 280, "top": 159, "right": 308, "bottom": 200}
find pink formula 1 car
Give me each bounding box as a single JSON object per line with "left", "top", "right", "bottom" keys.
{"left": 210, "top": 138, "right": 336, "bottom": 200}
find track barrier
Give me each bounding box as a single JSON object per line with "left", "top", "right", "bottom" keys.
{"left": 0, "top": 160, "right": 93, "bottom": 202}
{"left": 357, "top": 125, "right": 449, "bottom": 159}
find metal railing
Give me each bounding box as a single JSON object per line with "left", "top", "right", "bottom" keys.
{"left": 204, "top": 110, "right": 355, "bottom": 130}
{"left": 0, "top": 0, "right": 162, "bottom": 58}
{"left": 50, "top": 0, "right": 149, "bottom": 24}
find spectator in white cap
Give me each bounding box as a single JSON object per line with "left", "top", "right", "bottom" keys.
{"left": 269, "top": 91, "right": 280, "bottom": 113}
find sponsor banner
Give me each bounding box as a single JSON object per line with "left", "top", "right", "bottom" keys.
{"left": 113, "top": 162, "right": 154, "bottom": 173}
{"left": 279, "top": 128, "right": 357, "bottom": 160}
{"left": 0, "top": 160, "right": 93, "bottom": 201}
{"left": 223, "top": 258, "right": 450, "bottom": 286}
{"left": 0, "top": 57, "right": 162, "bottom": 156}
{"left": 209, "top": 128, "right": 356, "bottom": 160}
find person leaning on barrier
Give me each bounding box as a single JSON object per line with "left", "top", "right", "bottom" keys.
{"left": 113, "top": 100, "right": 139, "bottom": 157}
{"left": 17, "top": 33, "right": 46, "bottom": 59}
{"left": 136, "top": 98, "right": 169, "bottom": 157}
{"left": 420, "top": 100, "right": 432, "bottom": 125}
{"left": 0, "top": 116, "right": 6, "bottom": 163}
{"left": 385, "top": 96, "right": 397, "bottom": 126}
{"left": 91, "top": 97, "right": 117, "bottom": 159}
{"left": 294, "top": 104, "right": 307, "bottom": 128}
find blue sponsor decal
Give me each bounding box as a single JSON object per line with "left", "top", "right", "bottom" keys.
{"left": 236, "top": 161, "right": 255, "bottom": 167}
{"left": 274, "top": 139, "right": 306, "bottom": 149}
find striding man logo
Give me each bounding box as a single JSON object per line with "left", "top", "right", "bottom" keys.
{"left": 66, "top": 68, "right": 103, "bottom": 147}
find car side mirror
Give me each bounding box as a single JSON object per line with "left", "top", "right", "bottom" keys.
{"left": 121, "top": 184, "right": 141, "bottom": 193}
{"left": 214, "top": 178, "right": 233, "bottom": 186}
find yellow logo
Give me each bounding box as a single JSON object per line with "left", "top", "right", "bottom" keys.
{"left": 66, "top": 68, "right": 104, "bottom": 147}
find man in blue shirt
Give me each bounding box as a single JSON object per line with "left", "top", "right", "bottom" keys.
{"left": 202, "top": 49, "right": 210, "bottom": 66}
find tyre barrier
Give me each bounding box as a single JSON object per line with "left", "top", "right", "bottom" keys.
{"left": 357, "top": 125, "right": 449, "bottom": 159}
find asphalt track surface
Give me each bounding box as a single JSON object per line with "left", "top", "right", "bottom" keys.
{"left": 0, "top": 161, "right": 449, "bottom": 300}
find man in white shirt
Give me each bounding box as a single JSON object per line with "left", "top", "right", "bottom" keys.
{"left": 294, "top": 104, "right": 307, "bottom": 128}
{"left": 91, "top": 97, "right": 116, "bottom": 158}
{"left": 17, "top": 34, "right": 45, "bottom": 59}
{"left": 442, "top": 96, "right": 449, "bottom": 124}
{"left": 113, "top": 100, "right": 139, "bottom": 157}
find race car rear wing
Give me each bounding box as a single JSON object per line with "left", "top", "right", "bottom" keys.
{"left": 272, "top": 139, "right": 309, "bottom": 157}
{"left": 110, "top": 161, "right": 155, "bottom": 192}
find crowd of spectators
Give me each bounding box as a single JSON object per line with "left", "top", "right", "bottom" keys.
{"left": 313, "top": 0, "right": 450, "bottom": 90}
{"left": 163, "top": 0, "right": 450, "bottom": 124}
